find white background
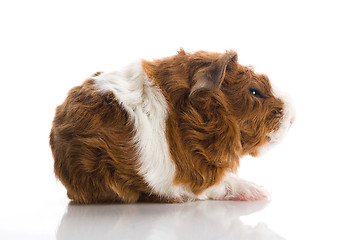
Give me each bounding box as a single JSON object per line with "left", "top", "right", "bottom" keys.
{"left": 1, "top": 0, "right": 360, "bottom": 239}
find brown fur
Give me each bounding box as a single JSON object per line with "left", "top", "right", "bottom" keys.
{"left": 50, "top": 50, "right": 284, "bottom": 203}
{"left": 50, "top": 77, "right": 151, "bottom": 203}
{"left": 143, "top": 50, "right": 284, "bottom": 194}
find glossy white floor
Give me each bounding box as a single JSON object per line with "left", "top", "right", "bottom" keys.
{"left": 1, "top": 1, "right": 360, "bottom": 239}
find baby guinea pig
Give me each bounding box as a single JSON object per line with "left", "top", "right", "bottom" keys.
{"left": 49, "top": 49, "right": 295, "bottom": 204}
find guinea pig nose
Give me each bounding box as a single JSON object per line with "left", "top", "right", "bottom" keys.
{"left": 290, "top": 117, "right": 295, "bottom": 126}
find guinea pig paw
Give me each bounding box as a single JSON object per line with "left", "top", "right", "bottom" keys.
{"left": 225, "top": 181, "right": 270, "bottom": 201}
{"left": 172, "top": 195, "right": 192, "bottom": 203}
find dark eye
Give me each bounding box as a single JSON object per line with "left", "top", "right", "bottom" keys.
{"left": 248, "top": 87, "right": 264, "bottom": 98}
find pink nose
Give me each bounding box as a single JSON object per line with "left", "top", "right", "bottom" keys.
{"left": 290, "top": 117, "right": 295, "bottom": 126}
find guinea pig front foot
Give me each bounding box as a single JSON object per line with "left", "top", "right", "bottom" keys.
{"left": 213, "top": 174, "right": 270, "bottom": 201}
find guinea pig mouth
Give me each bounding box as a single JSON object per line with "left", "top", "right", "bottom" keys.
{"left": 259, "top": 117, "right": 291, "bottom": 154}
{"left": 254, "top": 109, "right": 293, "bottom": 156}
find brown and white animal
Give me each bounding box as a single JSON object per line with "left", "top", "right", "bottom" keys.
{"left": 49, "top": 49, "right": 294, "bottom": 204}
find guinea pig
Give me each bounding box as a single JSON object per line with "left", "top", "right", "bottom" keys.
{"left": 49, "top": 49, "right": 295, "bottom": 204}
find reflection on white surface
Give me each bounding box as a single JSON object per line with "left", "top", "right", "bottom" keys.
{"left": 57, "top": 200, "right": 285, "bottom": 240}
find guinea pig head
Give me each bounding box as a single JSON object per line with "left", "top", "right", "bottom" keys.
{"left": 189, "top": 51, "right": 294, "bottom": 157}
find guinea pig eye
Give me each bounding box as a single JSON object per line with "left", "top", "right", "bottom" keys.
{"left": 248, "top": 87, "right": 264, "bottom": 98}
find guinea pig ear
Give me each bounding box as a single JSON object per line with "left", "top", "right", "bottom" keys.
{"left": 189, "top": 51, "right": 237, "bottom": 100}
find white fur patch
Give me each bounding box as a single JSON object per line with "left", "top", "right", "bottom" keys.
{"left": 199, "top": 172, "right": 269, "bottom": 201}
{"left": 93, "top": 60, "right": 192, "bottom": 199}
